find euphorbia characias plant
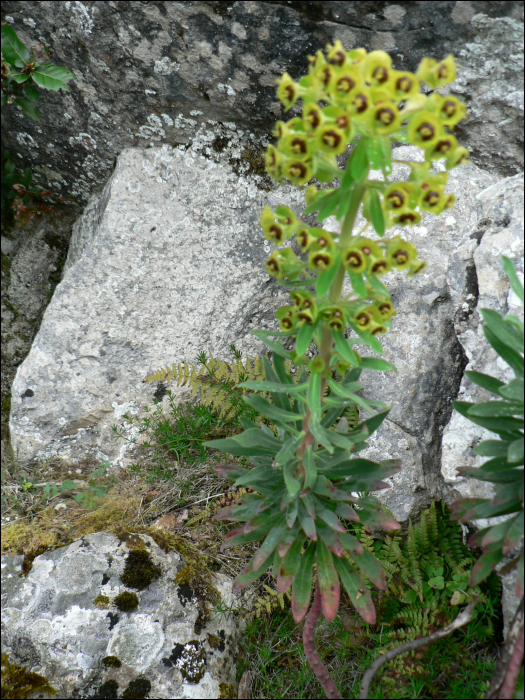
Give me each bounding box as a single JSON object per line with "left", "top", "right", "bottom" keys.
{"left": 204, "top": 42, "right": 468, "bottom": 698}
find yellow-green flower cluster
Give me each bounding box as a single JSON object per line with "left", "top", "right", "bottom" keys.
{"left": 276, "top": 287, "right": 396, "bottom": 338}
{"left": 267, "top": 42, "right": 467, "bottom": 228}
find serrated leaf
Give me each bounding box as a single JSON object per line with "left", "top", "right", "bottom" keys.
{"left": 31, "top": 63, "right": 75, "bottom": 91}
{"left": 291, "top": 542, "right": 316, "bottom": 622}
{"left": 333, "top": 557, "right": 376, "bottom": 624}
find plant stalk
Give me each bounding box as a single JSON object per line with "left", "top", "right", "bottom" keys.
{"left": 303, "top": 579, "right": 343, "bottom": 699}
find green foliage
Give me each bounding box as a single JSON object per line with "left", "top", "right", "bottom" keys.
{"left": 451, "top": 257, "right": 524, "bottom": 598}
{"left": 1, "top": 653, "right": 57, "bottom": 699}
{"left": 375, "top": 502, "right": 500, "bottom": 649}
{"left": 1, "top": 26, "right": 76, "bottom": 226}
{"left": 1, "top": 464, "right": 108, "bottom": 517}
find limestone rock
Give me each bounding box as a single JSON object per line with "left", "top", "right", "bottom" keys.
{"left": 441, "top": 175, "right": 524, "bottom": 503}
{"left": 9, "top": 146, "right": 300, "bottom": 467}
{"left": 1, "top": 2, "right": 522, "bottom": 208}
{"left": 1, "top": 532, "right": 240, "bottom": 699}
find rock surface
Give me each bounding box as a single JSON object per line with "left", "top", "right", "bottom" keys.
{"left": 1, "top": 2, "right": 522, "bottom": 209}
{"left": 1, "top": 532, "right": 240, "bottom": 699}
{"left": 9, "top": 145, "right": 300, "bottom": 468}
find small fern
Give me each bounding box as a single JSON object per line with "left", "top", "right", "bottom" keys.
{"left": 371, "top": 501, "right": 501, "bottom": 652}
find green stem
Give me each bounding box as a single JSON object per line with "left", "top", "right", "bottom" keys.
{"left": 296, "top": 178, "right": 367, "bottom": 475}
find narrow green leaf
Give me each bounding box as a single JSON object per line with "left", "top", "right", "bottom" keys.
{"left": 252, "top": 518, "right": 288, "bottom": 569}
{"left": 203, "top": 437, "right": 268, "bottom": 457}
{"left": 275, "top": 433, "right": 306, "bottom": 466}
{"left": 234, "top": 428, "right": 281, "bottom": 451}
{"left": 283, "top": 462, "right": 302, "bottom": 498}
{"left": 238, "top": 380, "right": 307, "bottom": 394}
{"left": 348, "top": 270, "right": 367, "bottom": 298}
{"left": 502, "top": 256, "right": 524, "bottom": 304}
{"left": 303, "top": 189, "right": 334, "bottom": 215}
{"left": 350, "top": 139, "right": 369, "bottom": 181}
{"left": 251, "top": 330, "right": 292, "bottom": 359}
{"left": 333, "top": 557, "right": 376, "bottom": 624}
{"left": 291, "top": 542, "right": 316, "bottom": 622}
{"left": 367, "top": 138, "right": 383, "bottom": 170}
{"left": 359, "top": 357, "right": 396, "bottom": 372}
{"left": 483, "top": 326, "right": 524, "bottom": 378}
{"left": 369, "top": 190, "right": 385, "bottom": 237}
{"left": 469, "top": 548, "right": 504, "bottom": 587}
{"left": 9, "top": 72, "right": 30, "bottom": 84}
{"left": 508, "top": 438, "right": 524, "bottom": 464}
{"left": 308, "top": 414, "right": 335, "bottom": 453}
{"left": 473, "top": 440, "right": 509, "bottom": 458}
{"left": 316, "top": 539, "right": 340, "bottom": 622}
{"left": 481, "top": 308, "right": 524, "bottom": 356}
{"left": 349, "top": 409, "right": 390, "bottom": 440}
{"left": 499, "top": 378, "right": 524, "bottom": 402}
{"left": 348, "top": 321, "right": 384, "bottom": 354}
{"left": 300, "top": 513, "right": 317, "bottom": 541}
{"left": 307, "top": 372, "right": 322, "bottom": 419}
{"left": 243, "top": 394, "right": 305, "bottom": 424}
{"left": 303, "top": 447, "right": 318, "bottom": 490}
{"left": 453, "top": 402, "right": 524, "bottom": 435}
{"left": 465, "top": 371, "right": 505, "bottom": 396}
{"left": 353, "top": 548, "right": 387, "bottom": 589}
{"left": 467, "top": 401, "right": 524, "bottom": 418}
{"left": 316, "top": 252, "right": 341, "bottom": 296}
{"left": 296, "top": 322, "right": 317, "bottom": 356}
{"left": 332, "top": 330, "right": 360, "bottom": 366}
{"left": 317, "top": 190, "right": 343, "bottom": 222}
{"left": 281, "top": 536, "right": 306, "bottom": 576}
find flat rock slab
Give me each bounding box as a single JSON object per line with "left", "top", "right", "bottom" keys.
{"left": 1, "top": 532, "right": 240, "bottom": 699}
{"left": 9, "top": 146, "right": 300, "bottom": 467}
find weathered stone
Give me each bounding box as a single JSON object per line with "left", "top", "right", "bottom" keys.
{"left": 1, "top": 2, "right": 522, "bottom": 211}
{"left": 441, "top": 175, "right": 524, "bottom": 503}
{"left": 1, "top": 206, "right": 78, "bottom": 441}
{"left": 9, "top": 145, "right": 300, "bottom": 467}
{"left": 1, "top": 532, "right": 241, "bottom": 699}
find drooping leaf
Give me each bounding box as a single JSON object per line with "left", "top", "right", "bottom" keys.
{"left": 251, "top": 330, "right": 292, "bottom": 359}
{"left": 31, "top": 63, "right": 75, "bottom": 91}
{"left": 244, "top": 394, "right": 305, "bottom": 424}
{"left": 332, "top": 330, "right": 360, "bottom": 366}
{"left": 316, "top": 539, "right": 340, "bottom": 622}
{"left": 296, "top": 322, "right": 317, "bottom": 357}
{"left": 334, "top": 557, "right": 376, "bottom": 624}
{"left": 291, "top": 542, "right": 316, "bottom": 622}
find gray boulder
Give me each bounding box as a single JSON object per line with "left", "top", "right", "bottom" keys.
{"left": 1, "top": 532, "right": 241, "bottom": 699}
{"left": 1, "top": 2, "right": 522, "bottom": 209}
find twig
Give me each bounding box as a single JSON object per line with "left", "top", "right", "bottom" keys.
{"left": 303, "top": 579, "right": 343, "bottom": 700}
{"left": 359, "top": 596, "right": 480, "bottom": 699}
{"left": 484, "top": 595, "right": 524, "bottom": 699}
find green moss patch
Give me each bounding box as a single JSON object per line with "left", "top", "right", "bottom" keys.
{"left": 120, "top": 549, "right": 161, "bottom": 591}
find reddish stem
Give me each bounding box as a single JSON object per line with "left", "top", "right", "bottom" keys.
{"left": 303, "top": 579, "right": 343, "bottom": 699}
{"left": 500, "top": 625, "right": 524, "bottom": 700}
